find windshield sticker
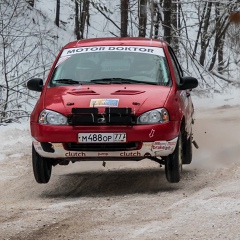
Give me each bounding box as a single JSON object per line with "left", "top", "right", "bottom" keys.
{"left": 55, "top": 56, "right": 71, "bottom": 68}
{"left": 61, "top": 46, "right": 165, "bottom": 57}
{"left": 90, "top": 99, "right": 119, "bottom": 107}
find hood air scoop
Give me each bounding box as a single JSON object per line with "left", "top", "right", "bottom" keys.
{"left": 111, "top": 90, "right": 145, "bottom": 95}
{"left": 67, "top": 90, "right": 99, "bottom": 95}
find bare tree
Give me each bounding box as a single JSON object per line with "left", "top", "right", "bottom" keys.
{"left": 75, "top": 0, "right": 90, "bottom": 39}
{"left": 192, "top": 2, "right": 207, "bottom": 59}
{"left": 138, "top": 0, "right": 147, "bottom": 37}
{"left": 199, "top": 1, "right": 212, "bottom": 66}
{"left": 74, "top": 0, "right": 81, "bottom": 39}
{"left": 55, "top": 0, "right": 60, "bottom": 27}
{"left": 171, "top": 0, "right": 181, "bottom": 53}
{"left": 162, "top": 0, "right": 171, "bottom": 44}
{"left": 153, "top": 1, "right": 162, "bottom": 39}
{"left": 91, "top": 1, "right": 120, "bottom": 36}
{"left": 0, "top": 0, "right": 57, "bottom": 123}
{"left": 208, "top": 9, "right": 230, "bottom": 71}
{"left": 121, "top": 0, "right": 129, "bottom": 37}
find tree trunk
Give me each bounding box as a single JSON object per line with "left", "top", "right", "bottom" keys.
{"left": 171, "top": 0, "right": 180, "bottom": 53}
{"left": 153, "top": 1, "right": 162, "bottom": 39}
{"left": 218, "top": 33, "right": 225, "bottom": 74}
{"left": 74, "top": 0, "right": 80, "bottom": 40}
{"left": 121, "top": 0, "right": 129, "bottom": 37}
{"left": 1, "top": 35, "right": 9, "bottom": 118}
{"left": 55, "top": 0, "right": 60, "bottom": 27}
{"left": 149, "top": 0, "right": 154, "bottom": 38}
{"left": 192, "top": 2, "right": 207, "bottom": 58}
{"left": 163, "top": 0, "right": 171, "bottom": 44}
{"left": 199, "top": 2, "right": 212, "bottom": 66}
{"left": 79, "top": 0, "right": 90, "bottom": 39}
{"left": 138, "top": 0, "right": 147, "bottom": 37}
{"left": 208, "top": 17, "right": 230, "bottom": 72}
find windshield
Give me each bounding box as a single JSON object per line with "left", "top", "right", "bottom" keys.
{"left": 49, "top": 46, "right": 171, "bottom": 87}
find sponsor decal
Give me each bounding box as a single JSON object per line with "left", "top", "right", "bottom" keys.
{"left": 120, "top": 151, "right": 141, "bottom": 157}
{"left": 149, "top": 129, "right": 155, "bottom": 138}
{"left": 98, "top": 152, "right": 108, "bottom": 156}
{"left": 65, "top": 152, "right": 86, "bottom": 157}
{"left": 152, "top": 141, "right": 177, "bottom": 151}
{"left": 90, "top": 99, "right": 119, "bottom": 107}
{"left": 152, "top": 141, "right": 167, "bottom": 150}
{"left": 60, "top": 46, "right": 165, "bottom": 57}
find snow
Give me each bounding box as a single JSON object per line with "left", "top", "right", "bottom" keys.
{"left": 192, "top": 86, "right": 240, "bottom": 109}
{"left": 0, "top": 154, "right": 5, "bottom": 162}
{"left": 0, "top": 120, "right": 31, "bottom": 164}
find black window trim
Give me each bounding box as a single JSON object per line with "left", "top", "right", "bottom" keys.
{"left": 168, "top": 46, "right": 183, "bottom": 78}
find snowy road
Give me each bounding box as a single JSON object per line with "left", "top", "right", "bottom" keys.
{"left": 1, "top": 105, "right": 240, "bottom": 239}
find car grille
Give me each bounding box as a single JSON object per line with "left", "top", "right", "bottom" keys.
{"left": 68, "top": 107, "right": 136, "bottom": 125}
{"left": 64, "top": 142, "right": 140, "bottom": 151}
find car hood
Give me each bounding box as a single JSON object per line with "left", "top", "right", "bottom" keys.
{"left": 44, "top": 85, "right": 171, "bottom": 115}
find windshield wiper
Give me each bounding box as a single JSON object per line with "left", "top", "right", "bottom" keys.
{"left": 90, "top": 78, "right": 158, "bottom": 85}
{"left": 54, "top": 79, "right": 81, "bottom": 85}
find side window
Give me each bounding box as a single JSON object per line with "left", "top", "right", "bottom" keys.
{"left": 168, "top": 47, "right": 183, "bottom": 85}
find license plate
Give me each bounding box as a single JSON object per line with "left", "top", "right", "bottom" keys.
{"left": 78, "top": 133, "right": 126, "bottom": 143}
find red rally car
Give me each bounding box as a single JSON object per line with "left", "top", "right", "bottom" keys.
{"left": 27, "top": 37, "right": 198, "bottom": 184}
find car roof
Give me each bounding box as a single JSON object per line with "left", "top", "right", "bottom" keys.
{"left": 63, "top": 37, "right": 168, "bottom": 49}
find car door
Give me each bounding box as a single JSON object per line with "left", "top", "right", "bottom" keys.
{"left": 168, "top": 46, "right": 193, "bottom": 135}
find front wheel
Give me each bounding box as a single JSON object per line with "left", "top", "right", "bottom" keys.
{"left": 32, "top": 145, "right": 52, "bottom": 184}
{"left": 164, "top": 133, "right": 183, "bottom": 183}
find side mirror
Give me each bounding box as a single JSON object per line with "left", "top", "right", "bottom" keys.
{"left": 27, "top": 78, "right": 43, "bottom": 92}
{"left": 179, "top": 76, "right": 198, "bottom": 90}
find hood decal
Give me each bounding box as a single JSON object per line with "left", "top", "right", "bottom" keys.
{"left": 90, "top": 99, "right": 119, "bottom": 107}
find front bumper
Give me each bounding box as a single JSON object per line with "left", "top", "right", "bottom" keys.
{"left": 33, "top": 137, "right": 178, "bottom": 160}
{"left": 31, "top": 121, "right": 180, "bottom": 160}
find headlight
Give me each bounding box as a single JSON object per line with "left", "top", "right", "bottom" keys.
{"left": 137, "top": 108, "right": 169, "bottom": 124}
{"left": 39, "top": 110, "right": 68, "bottom": 125}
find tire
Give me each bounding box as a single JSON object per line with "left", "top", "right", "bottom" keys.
{"left": 32, "top": 145, "right": 52, "bottom": 184}
{"left": 182, "top": 131, "right": 193, "bottom": 164}
{"left": 165, "top": 132, "right": 183, "bottom": 183}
